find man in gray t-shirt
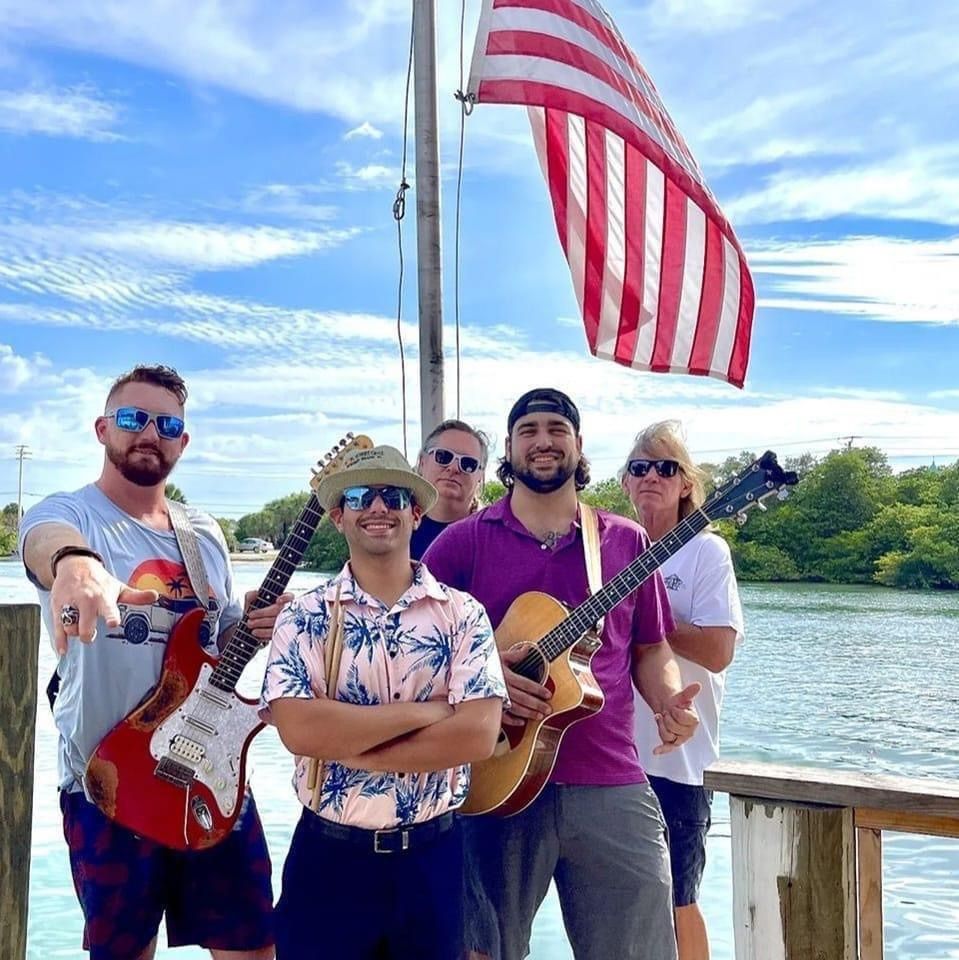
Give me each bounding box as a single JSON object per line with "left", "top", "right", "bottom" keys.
{"left": 19, "top": 364, "right": 288, "bottom": 960}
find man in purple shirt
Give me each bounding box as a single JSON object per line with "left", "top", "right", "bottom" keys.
{"left": 424, "top": 388, "right": 700, "bottom": 960}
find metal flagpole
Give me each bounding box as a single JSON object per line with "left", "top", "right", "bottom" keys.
{"left": 412, "top": 0, "right": 444, "bottom": 445}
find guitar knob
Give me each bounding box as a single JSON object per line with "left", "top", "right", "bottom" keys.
{"left": 216, "top": 778, "right": 226, "bottom": 789}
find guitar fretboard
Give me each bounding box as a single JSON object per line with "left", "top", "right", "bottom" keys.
{"left": 517, "top": 507, "right": 712, "bottom": 676}
{"left": 210, "top": 495, "right": 326, "bottom": 692}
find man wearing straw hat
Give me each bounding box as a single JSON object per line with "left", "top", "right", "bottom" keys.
{"left": 260, "top": 444, "right": 508, "bottom": 960}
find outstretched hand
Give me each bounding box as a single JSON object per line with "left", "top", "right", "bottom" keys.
{"left": 51, "top": 556, "right": 158, "bottom": 655}
{"left": 652, "top": 682, "right": 701, "bottom": 755}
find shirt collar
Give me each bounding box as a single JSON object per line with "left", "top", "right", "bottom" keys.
{"left": 323, "top": 560, "right": 449, "bottom": 608}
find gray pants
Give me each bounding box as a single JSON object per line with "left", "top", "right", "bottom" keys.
{"left": 462, "top": 782, "right": 677, "bottom": 960}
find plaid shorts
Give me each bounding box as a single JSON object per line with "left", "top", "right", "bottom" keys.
{"left": 60, "top": 788, "right": 274, "bottom": 960}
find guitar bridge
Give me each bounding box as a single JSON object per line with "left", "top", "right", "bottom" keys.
{"left": 156, "top": 756, "right": 196, "bottom": 788}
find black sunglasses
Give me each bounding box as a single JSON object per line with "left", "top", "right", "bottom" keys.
{"left": 427, "top": 447, "right": 481, "bottom": 474}
{"left": 340, "top": 485, "right": 414, "bottom": 511}
{"left": 626, "top": 458, "right": 680, "bottom": 479}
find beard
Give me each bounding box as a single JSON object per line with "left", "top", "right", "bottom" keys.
{"left": 106, "top": 440, "right": 177, "bottom": 487}
{"left": 511, "top": 453, "right": 577, "bottom": 494}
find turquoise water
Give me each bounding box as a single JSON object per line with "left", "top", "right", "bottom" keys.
{"left": 2, "top": 558, "right": 957, "bottom": 958}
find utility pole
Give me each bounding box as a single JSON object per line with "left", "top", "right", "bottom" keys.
{"left": 839, "top": 436, "right": 861, "bottom": 451}
{"left": 413, "top": 0, "right": 445, "bottom": 445}
{"left": 14, "top": 445, "right": 31, "bottom": 523}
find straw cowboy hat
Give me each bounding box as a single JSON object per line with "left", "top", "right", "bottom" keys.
{"left": 316, "top": 444, "right": 438, "bottom": 513}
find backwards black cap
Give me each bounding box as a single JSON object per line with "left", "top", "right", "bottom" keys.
{"left": 507, "top": 387, "right": 581, "bottom": 434}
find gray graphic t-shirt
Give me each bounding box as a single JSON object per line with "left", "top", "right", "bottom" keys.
{"left": 19, "top": 484, "right": 243, "bottom": 791}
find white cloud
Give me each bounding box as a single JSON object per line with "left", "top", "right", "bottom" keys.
{"left": 0, "top": 343, "right": 50, "bottom": 392}
{"left": 0, "top": 84, "right": 121, "bottom": 140}
{"left": 344, "top": 121, "right": 383, "bottom": 140}
{"left": 335, "top": 161, "right": 397, "bottom": 190}
{"left": 241, "top": 184, "right": 338, "bottom": 222}
{"left": 727, "top": 146, "right": 959, "bottom": 226}
{"left": 750, "top": 235, "right": 959, "bottom": 325}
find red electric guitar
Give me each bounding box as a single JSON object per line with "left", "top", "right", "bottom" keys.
{"left": 85, "top": 433, "right": 372, "bottom": 850}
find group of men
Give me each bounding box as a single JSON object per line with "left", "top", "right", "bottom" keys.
{"left": 20, "top": 365, "right": 742, "bottom": 960}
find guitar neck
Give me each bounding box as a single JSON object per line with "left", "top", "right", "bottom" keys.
{"left": 537, "top": 508, "right": 712, "bottom": 663}
{"left": 210, "top": 493, "right": 326, "bottom": 692}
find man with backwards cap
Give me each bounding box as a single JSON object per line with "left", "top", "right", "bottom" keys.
{"left": 425, "top": 389, "right": 700, "bottom": 960}
{"left": 260, "top": 444, "right": 508, "bottom": 960}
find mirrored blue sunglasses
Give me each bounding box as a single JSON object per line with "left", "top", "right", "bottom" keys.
{"left": 626, "top": 458, "right": 680, "bottom": 478}
{"left": 340, "top": 485, "right": 414, "bottom": 511}
{"left": 105, "top": 406, "right": 185, "bottom": 440}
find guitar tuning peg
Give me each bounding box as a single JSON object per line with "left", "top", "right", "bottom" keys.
{"left": 756, "top": 500, "right": 767, "bottom": 512}
{"left": 346, "top": 431, "right": 354, "bottom": 439}
{"left": 339, "top": 436, "right": 346, "bottom": 446}
{"left": 735, "top": 512, "right": 748, "bottom": 526}
{"left": 777, "top": 488, "right": 791, "bottom": 502}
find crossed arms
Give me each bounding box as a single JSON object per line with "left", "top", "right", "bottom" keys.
{"left": 270, "top": 696, "right": 502, "bottom": 774}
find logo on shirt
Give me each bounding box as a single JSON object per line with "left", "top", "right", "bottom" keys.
{"left": 664, "top": 574, "right": 684, "bottom": 591}
{"left": 104, "top": 558, "right": 218, "bottom": 648}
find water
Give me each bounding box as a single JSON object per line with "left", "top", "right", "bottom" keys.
{"left": 3, "top": 558, "right": 957, "bottom": 959}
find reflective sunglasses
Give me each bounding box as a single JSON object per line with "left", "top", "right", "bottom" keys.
{"left": 104, "top": 407, "right": 185, "bottom": 440}
{"left": 626, "top": 458, "right": 680, "bottom": 479}
{"left": 427, "top": 447, "right": 481, "bottom": 474}
{"left": 340, "top": 485, "right": 414, "bottom": 511}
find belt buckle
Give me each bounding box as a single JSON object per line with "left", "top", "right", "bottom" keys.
{"left": 373, "top": 827, "right": 410, "bottom": 854}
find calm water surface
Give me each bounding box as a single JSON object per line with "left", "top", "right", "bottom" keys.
{"left": 2, "top": 558, "right": 957, "bottom": 959}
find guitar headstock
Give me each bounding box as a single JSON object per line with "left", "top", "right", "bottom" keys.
{"left": 309, "top": 434, "right": 374, "bottom": 494}
{"left": 703, "top": 451, "right": 798, "bottom": 525}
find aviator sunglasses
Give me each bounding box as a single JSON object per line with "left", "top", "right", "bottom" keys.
{"left": 340, "top": 485, "right": 414, "bottom": 511}
{"left": 104, "top": 407, "right": 185, "bottom": 440}
{"left": 427, "top": 447, "right": 481, "bottom": 474}
{"left": 626, "top": 458, "right": 680, "bottom": 479}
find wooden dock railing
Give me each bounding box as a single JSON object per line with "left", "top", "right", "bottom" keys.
{"left": 0, "top": 603, "right": 41, "bottom": 960}
{"left": 705, "top": 758, "right": 959, "bottom": 960}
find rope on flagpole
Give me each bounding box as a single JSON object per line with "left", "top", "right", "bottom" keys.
{"left": 452, "top": 0, "right": 475, "bottom": 421}
{"left": 393, "top": 1, "right": 416, "bottom": 458}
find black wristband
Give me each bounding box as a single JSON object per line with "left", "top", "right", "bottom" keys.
{"left": 50, "top": 545, "right": 105, "bottom": 580}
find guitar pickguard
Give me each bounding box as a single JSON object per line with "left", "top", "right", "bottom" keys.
{"left": 150, "top": 663, "right": 261, "bottom": 818}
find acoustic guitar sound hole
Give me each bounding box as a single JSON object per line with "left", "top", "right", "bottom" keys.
{"left": 513, "top": 644, "right": 548, "bottom": 684}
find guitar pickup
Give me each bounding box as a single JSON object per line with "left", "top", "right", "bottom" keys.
{"left": 169, "top": 735, "right": 206, "bottom": 764}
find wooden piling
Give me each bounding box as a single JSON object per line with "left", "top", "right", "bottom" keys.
{"left": 0, "top": 604, "right": 41, "bottom": 960}
{"left": 730, "top": 798, "right": 857, "bottom": 960}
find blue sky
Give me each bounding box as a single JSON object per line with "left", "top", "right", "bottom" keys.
{"left": 1, "top": 0, "right": 957, "bottom": 518}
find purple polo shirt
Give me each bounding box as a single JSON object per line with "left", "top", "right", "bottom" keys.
{"left": 424, "top": 495, "right": 674, "bottom": 785}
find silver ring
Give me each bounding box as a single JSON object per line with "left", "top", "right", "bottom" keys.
{"left": 60, "top": 604, "right": 80, "bottom": 627}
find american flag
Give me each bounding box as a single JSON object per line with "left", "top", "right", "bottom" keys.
{"left": 469, "top": 0, "right": 754, "bottom": 388}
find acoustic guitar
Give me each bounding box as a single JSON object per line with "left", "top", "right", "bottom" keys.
{"left": 462, "top": 451, "right": 798, "bottom": 816}
{"left": 85, "top": 433, "right": 373, "bottom": 850}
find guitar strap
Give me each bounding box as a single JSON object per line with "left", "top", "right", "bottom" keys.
{"left": 167, "top": 499, "right": 212, "bottom": 615}
{"left": 579, "top": 502, "right": 604, "bottom": 635}
{"left": 308, "top": 581, "right": 346, "bottom": 811}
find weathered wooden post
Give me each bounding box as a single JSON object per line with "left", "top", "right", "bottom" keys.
{"left": 730, "top": 798, "right": 857, "bottom": 960}
{"left": 0, "top": 604, "right": 41, "bottom": 960}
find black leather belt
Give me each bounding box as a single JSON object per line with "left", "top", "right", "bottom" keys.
{"left": 303, "top": 809, "right": 456, "bottom": 854}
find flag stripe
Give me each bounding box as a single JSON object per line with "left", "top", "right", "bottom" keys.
{"left": 597, "top": 127, "right": 626, "bottom": 358}
{"left": 668, "top": 201, "right": 706, "bottom": 373}
{"left": 583, "top": 118, "right": 608, "bottom": 351}
{"left": 688, "top": 217, "right": 726, "bottom": 375}
{"left": 566, "top": 112, "right": 588, "bottom": 317}
{"left": 650, "top": 176, "right": 687, "bottom": 372}
{"left": 613, "top": 139, "right": 646, "bottom": 365}
{"left": 491, "top": 0, "right": 694, "bottom": 167}
{"left": 472, "top": 0, "right": 755, "bottom": 388}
